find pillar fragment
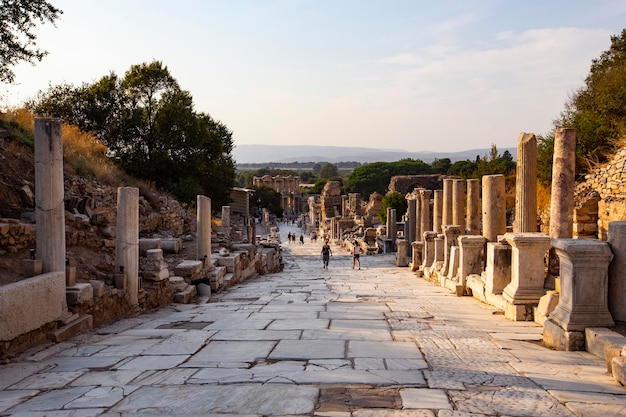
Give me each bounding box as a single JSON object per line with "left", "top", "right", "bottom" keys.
{"left": 515, "top": 133, "right": 538, "bottom": 233}
{"left": 197, "top": 195, "right": 212, "bottom": 261}
{"left": 115, "top": 187, "right": 139, "bottom": 305}
{"left": 482, "top": 174, "right": 506, "bottom": 242}
{"left": 466, "top": 179, "right": 481, "bottom": 235}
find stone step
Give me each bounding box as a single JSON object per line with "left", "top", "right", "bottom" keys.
{"left": 48, "top": 314, "right": 93, "bottom": 342}
{"left": 168, "top": 276, "right": 188, "bottom": 292}
{"left": 173, "top": 285, "right": 197, "bottom": 304}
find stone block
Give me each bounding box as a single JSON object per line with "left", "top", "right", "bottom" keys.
{"left": 65, "top": 266, "right": 76, "bottom": 286}
{"left": 161, "top": 238, "right": 182, "bottom": 254}
{"left": 115, "top": 273, "right": 127, "bottom": 289}
{"left": 505, "top": 303, "right": 533, "bottom": 321}
{"left": 169, "top": 276, "right": 187, "bottom": 292}
{"left": 90, "top": 280, "right": 105, "bottom": 297}
{"left": 139, "top": 238, "right": 161, "bottom": 255}
{"left": 21, "top": 259, "right": 43, "bottom": 278}
{"left": 611, "top": 356, "right": 626, "bottom": 386}
{"left": 543, "top": 319, "right": 585, "bottom": 351}
{"left": 141, "top": 268, "right": 170, "bottom": 282}
{"left": 173, "top": 285, "right": 197, "bottom": 304}
{"left": 534, "top": 291, "right": 559, "bottom": 326}
{"left": 174, "top": 260, "right": 204, "bottom": 279}
{"left": 66, "top": 283, "right": 94, "bottom": 306}
{"left": 585, "top": 327, "right": 626, "bottom": 362}
{"left": 48, "top": 314, "right": 93, "bottom": 343}
{"left": 0, "top": 271, "right": 66, "bottom": 341}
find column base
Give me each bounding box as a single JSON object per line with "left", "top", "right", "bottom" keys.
{"left": 504, "top": 302, "right": 534, "bottom": 321}
{"left": 543, "top": 318, "right": 585, "bottom": 351}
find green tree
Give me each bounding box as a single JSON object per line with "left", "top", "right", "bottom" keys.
{"left": 28, "top": 60, "right": 236, "bottom": 207}
{"left": 318, "top": 162, "right": 339, "bottom": 179}
{"left": 379, "top": 192, "right": 407, "bottom": 223}
{"left": 0, "top": 0, "right": 62, "bottom": 84}
{"left": 250, "top": 186, "right": 283, "bottom": 218}
{"left": 538, "top": 29, "right": 626, "bottom": 182}
{"left": 430, "top": 158, "right": 451, "bottom": 173}
{"left": 344, "top": 159, "right": 432, "bottom": 199}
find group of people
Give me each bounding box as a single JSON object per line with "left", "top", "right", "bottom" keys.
{"left": 320, "top": 239, "right": 361, "bottom": 270}
{"left": 286, "top": 232, "right": 304, "bottom": 245}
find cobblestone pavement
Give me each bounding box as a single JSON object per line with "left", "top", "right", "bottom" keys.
{"left": 1, "top": 224, "right": 626, "bottom": 416}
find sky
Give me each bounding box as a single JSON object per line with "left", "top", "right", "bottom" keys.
{"left": 2, "top": 0, "right": 626, "bottom": 153}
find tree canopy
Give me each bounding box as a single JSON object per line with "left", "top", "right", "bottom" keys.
{"left": 537, "top": 29, "right": 626, "bottom": 184}
{"left": 0, "top": 0, "right": 62, "bottom": 84}
{"left": 343, "top": 159, "right": 433, "bottom": 199}
{"left": 28, "top": 60, "right": 236, "bottom": 207}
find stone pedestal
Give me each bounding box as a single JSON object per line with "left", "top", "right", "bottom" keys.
{"left": 452, "top": 179, "right": 465, "bottom": 233}
{"left": 433, "top": 190, "right": 443, "bottom": 235}
{"left": 411, "top": 241, "right": 424, "bottom": 272}
{"left": 482, "top": 174, "right": 506, "bottom": 242}
{"left": 466, "top": 179, "right": 481, "bottom": 235}
{"left": 396, "top": 240, "right": 408, "bottom": 267}
{"left": 514, "top": 133, "right": 538, "bottom": 233}
{"left": 544, "top": 239, "right": 614, "bottom": 351}
{"left": 484, "top": 242, "right": 511, "bottom": 295}
{"left": 608, "top": 222, "right": 626, "bottom": 322}
{"left": 442, "top": 225, "right": 461, "bottom": 276}
{"left": 502, "top": 232, "right": 551, "bottom": 321}
{"left": 422, "top": 231, "right": 438, "bottom": 270}
{"left": 115, "top": 187, "right": 139, "bottom": 305}
{"left": 433, "top": 235, "right": 445, "bottom": 270}
{"left": 22, "top": 259, "right": 43, "bottom": 278}
{"left": 197, "top": 195, "right": 212, "bottom": 259}
{"left": 458, "top": 235, "right": 486, "bottom": 288}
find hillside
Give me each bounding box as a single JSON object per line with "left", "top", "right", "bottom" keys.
{"left": 233, "top": 144, "right": 517, "bottom": 165}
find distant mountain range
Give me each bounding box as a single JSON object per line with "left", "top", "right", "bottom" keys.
{"left": 233, "top": 144, "right": 517, "bottom": 165}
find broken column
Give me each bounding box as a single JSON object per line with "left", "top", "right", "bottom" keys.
{"left": 514, "top": 133, "right": 538, "bottom": 233}
{"left": 433, "top": 189, "right": 443, "bottom": 235}
{"left": 34, "top": 118, "right": 66, "bottom": 275}
{"left": 396, "top": 239, "right": 408, "bottom": 267}
{"left": 197, "top": 195, "right": 212, "bottom": 261}
{"left": 442, "top": 178, "right": 453, "bottom": 231}
{"left": 414, "top": 190, "right": 423, "bottom": 244}
{"left": 115, "top": 187, "right": 139, "bottom": 305}
{"left": 544, "top": 239, "right": 614, "bottom": 351}
{"left": 419, "top": 189, "right": 432, "bottom": 238}
{"left": 221, "top": 205, "right": 231, "bottom": 241}
{"left": 608, "top": 221, "right": 626, "bottom": 322}
{"left": 411, "top": 241, "right": 424, "bottom": 272}
{"left": 422, "top": 231, "right": 438, "bottom": 271}
{"left": 482, "top": 174, "right": 506, "bottom": 242}
{"left": 502, "top": 232, "right": 551, "bottom": 321}
{"left": 466, "top": 179, "right": 481, "bottom": 235}
{"left": 452, "top": 179, "right": 465, "bottom": 232}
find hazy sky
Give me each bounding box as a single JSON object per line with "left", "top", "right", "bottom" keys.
{"left": 2, "top": 1, "right": 626, "bottom": 153}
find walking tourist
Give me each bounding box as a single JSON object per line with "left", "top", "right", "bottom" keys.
{"left": 321, "top": 240, "right": 332, "bottom": 269}
{"left": 352, "top": 241, "right": 361, "bottom": 270}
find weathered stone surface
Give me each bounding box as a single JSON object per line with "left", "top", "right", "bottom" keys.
{"left": 66, "top": 283, "right": 94, "bottom": 306}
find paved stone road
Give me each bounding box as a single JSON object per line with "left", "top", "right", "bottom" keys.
{"left": 1, "top": 224, "right": 626, "bottom": 416}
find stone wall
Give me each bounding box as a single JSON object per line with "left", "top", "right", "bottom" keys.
{"left": 575, "top": 148, "right": 626, "bottom": 240}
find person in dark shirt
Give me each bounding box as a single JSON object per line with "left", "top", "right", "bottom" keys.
{"left": 321, "top": 240, "right": 332, "bottom": 269}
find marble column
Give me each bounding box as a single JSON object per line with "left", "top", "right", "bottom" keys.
{"left": 515, "top": 133, "right": 538, "bottom": 233}
{"left": 466, "top": 179, "right": 481, "bottom": 235}
{"left": 544, "top": 239, "right": 614, "bottom": 351}
{"left": 482, "top": 174, "right": 506, "bottom": 242}
{"left": 386, "top": 207, "right": 394, "bottom": 240}
{"left": 502, "top": 233, "right": 551, "bottom": 318}
{"left": 221, "top": 205, "right": 231, "bottom": 240}
{"left": 433, "top": 189, "right": 443, "bottom": 235}
{"left": 415, "top": 189, "right": 423, "bottom": 243}
{"left": 116, "top": 187, "right": 139, "bottom": 305}
{"left": 442, "top": 178, "right": 453, "bottom": 231}
{"left": 34, "top": 118, "right": 66, "bottom": 275}
{"left": 388, "top": 208, "right": 397, "bottom": 242}
{"left": 396, "top": 240, "right": 408, "bottom": 267}
{"left": 607, "top": 222, "right": 626, "bottom": 322}
{"left": 420, "top": 189, "right": 432, "bottom": 237}
{"left": 341, "top": 195, "right": 348, "bottom": 217}
{"left": 197, "top": 195, "right": 212, "bottom": 261}
{"left": 411, "top": 241, "right": 424, "bottom": 272}
{"left": 407, "top": 195, "right": 417, "bottom": 244}
{"left": 549, "top": 128, "right": 576, "bottom": 239}
{"left": 452, "top": 179, "right": 465, "bottom": 231}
